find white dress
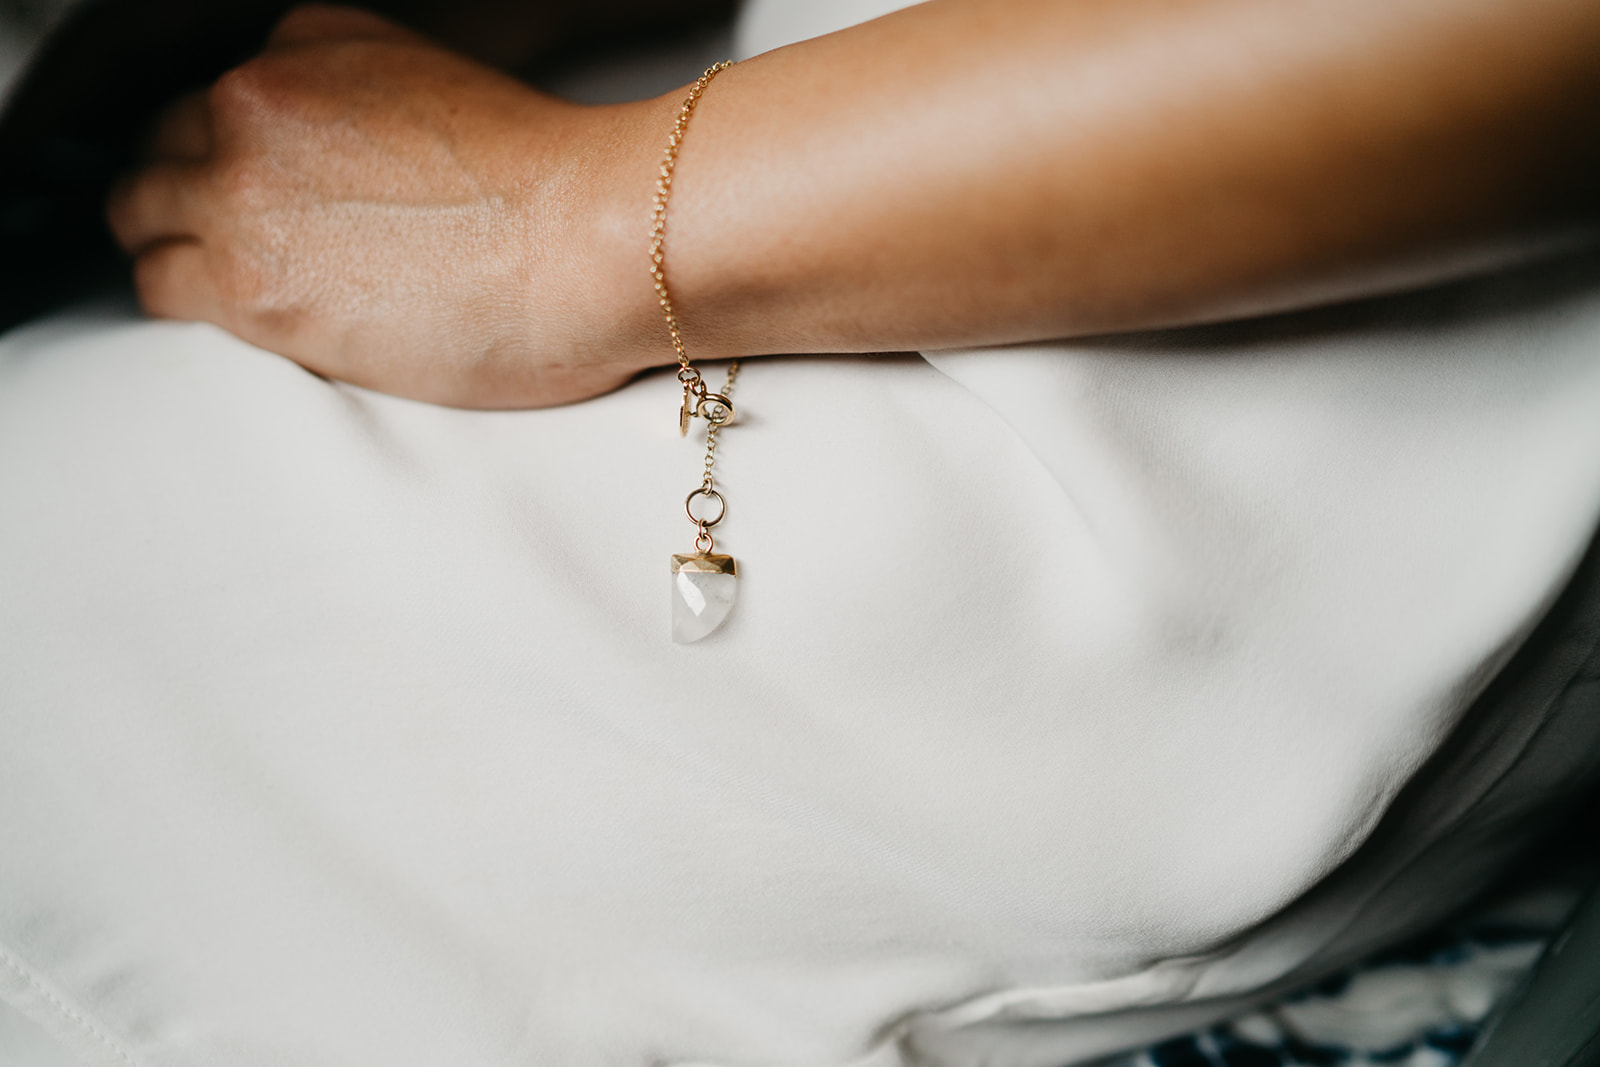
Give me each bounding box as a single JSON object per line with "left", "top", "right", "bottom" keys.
{"left": 3, "top": 2, "right": 1600, "bottom": 1065}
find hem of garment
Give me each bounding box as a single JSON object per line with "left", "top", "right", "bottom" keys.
{"left": 0, "top": 940, "right": 144, "bottom": 1067}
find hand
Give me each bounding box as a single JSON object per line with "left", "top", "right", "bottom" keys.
{"left": 106, "top": 4, "right": 667, "bottom": 408}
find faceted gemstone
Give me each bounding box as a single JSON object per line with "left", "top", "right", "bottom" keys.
{"left": 671, "top": 554, "right": 738, "bottom": 643}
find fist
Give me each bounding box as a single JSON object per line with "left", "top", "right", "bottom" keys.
{"left": 107, "top": 5, "right": 663, "bottom": 407}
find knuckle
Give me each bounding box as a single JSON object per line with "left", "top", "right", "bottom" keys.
{"left": 207, "top": 64, "right": 261, "bottom": 116}
{"left": 212, "top": 156, "right": 264, "bottom": 206}
{"left": 273, "top": 3, "right": 347, "bottom": 38}
{"left": 208, "top": 58, "right": 300, "bottom": 128}
{"left": 214, "top": 245, "right": 279, "bottom": 315}
{"left": 271, "top": 3, "right": 406, "bottom": 45}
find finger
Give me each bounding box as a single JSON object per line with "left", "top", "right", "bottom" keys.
{"left": 266, "top": 4, "right": 424, "bottom": 49}
{"left": 133, "top": 240, "right": 226, "bottom": 325}
{"left": 143, "top": 91, "right": 212, "bottom": 164}
{"left": 106, "top": 161, "right": 210, "bottom": 256}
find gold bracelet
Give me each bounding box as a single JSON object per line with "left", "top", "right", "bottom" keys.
{"left": 651, "top": 61, "right": 741, "bottom": 644}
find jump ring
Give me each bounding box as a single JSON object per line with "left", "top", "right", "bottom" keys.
{"left": 685, "top": 486, "right": 727, "bottom": 527}
{"left": 697, "top": 393, "right": 735, "bottom": 425}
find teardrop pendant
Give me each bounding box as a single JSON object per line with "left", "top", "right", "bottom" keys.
{"left": 671, "top": 553, "right": 738, "bottom": 643}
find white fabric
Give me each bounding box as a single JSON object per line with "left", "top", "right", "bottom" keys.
{"left": 4, "top": 2, "right": 1600, "bottom": 1065}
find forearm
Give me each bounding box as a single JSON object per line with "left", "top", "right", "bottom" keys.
{"left": 601, "top": 0, "right": 1600, "bottom": 364}
{"left": 107, "top": 0, "right": 1600, "bottom": 409}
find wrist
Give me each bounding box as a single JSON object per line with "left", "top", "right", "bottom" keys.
{"left": 499, "top": 79, "right": 742, "bottom": 408}
{"left": 463, "top": 94, "right": 682, "bottom": 409}
{"left": 567, "top": 95, "right": 696, "bottom": 383}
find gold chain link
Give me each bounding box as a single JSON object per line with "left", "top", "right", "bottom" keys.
{"left": 649, "top": 61, "right": 734, "bottom": 394}
{"left": 701, "top": 361, "right": 739, "bottom": 488}
{"left": 651, "top": 62, "right": 740, "bottom": 555}
{"left": 686, "top": 361, "right": 738, "bottom": 553}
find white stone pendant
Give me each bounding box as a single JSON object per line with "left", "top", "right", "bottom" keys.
{"left": 672, "top": 553, "right": 738, "bottom": 643}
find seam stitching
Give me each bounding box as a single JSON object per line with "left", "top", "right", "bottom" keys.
{"left": 0, "top": 942, "right": 143, "bottom": 1067}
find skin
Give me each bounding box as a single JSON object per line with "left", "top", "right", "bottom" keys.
{"left": 106, "top": 0, "right": 1600, "bottom": 409}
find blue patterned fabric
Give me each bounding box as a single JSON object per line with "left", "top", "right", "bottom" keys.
{"left": 1109, "top": 886, "right": 1574, "bottom": 1067}
{"left": 1129, "top": 1018, "right": 1476, "bottom": 1067}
